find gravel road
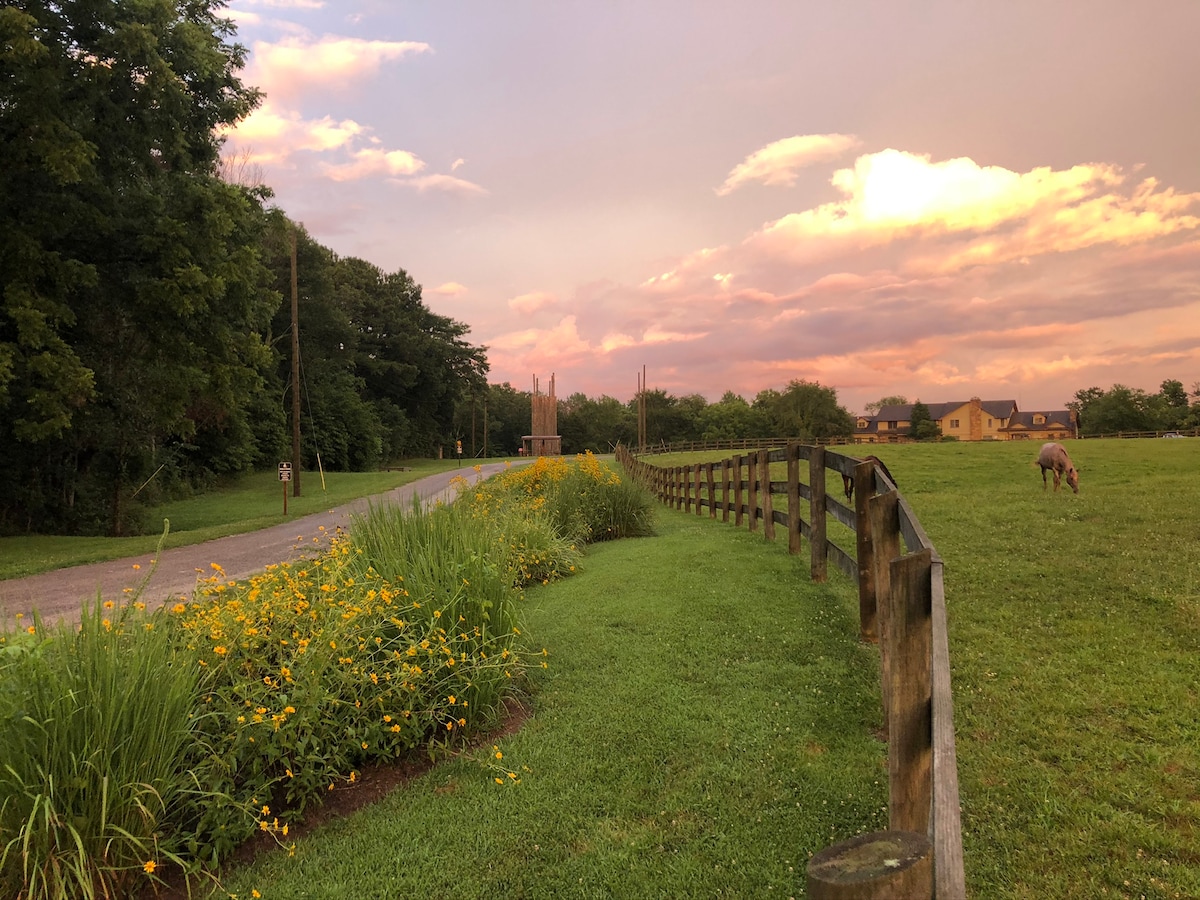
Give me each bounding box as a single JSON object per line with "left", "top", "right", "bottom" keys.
{"left": 0, "top": 463, "right": 520, "bottom": 626}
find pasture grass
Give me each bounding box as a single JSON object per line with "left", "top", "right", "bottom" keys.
{"left": 0, "top": 463, "right": 463, "bottom": 580}
{"left": 651, "top": 438, "right": 1200, "bottom": 899}
{"left": 214, "top": 509, "right": 889, "bottom": 900}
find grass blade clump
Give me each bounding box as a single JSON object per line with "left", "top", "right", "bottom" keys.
{"left": 0, "top": 599, "right": 207, "bottom": 899}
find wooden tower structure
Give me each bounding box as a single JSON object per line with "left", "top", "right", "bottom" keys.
{"left": 522, "top": 373, "right": 561, "bottom": 457}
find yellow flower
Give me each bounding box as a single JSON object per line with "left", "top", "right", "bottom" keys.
{"left": 253, "top": 891, "right": 262, "bottom": 899}
{"left": 143, "top": 860, "right": 157, "bottom": 874}
{"left": 214, "top": 646, "right": 228, "bottom": 656}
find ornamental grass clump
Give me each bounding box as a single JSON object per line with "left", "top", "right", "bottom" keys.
{"left": 0, "top": 596, "right": 215, "bottom": 900}
{"left": 472, "top": 453, "right": 654, "bottom": 547}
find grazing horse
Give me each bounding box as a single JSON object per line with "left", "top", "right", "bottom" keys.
{"left": 843, "top": 455, "right": 897, "bottom": 502}
{"left": 1037, "top": 441, "right": 1080, "bottom": 494}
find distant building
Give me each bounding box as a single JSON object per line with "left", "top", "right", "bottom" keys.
{"left": 854, "top": 397, "right": 1078, "bottom": 443}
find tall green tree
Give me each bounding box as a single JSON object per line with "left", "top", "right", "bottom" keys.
{"left": 1, "top": 0, "right": 272, "bottom": 534}
{"left": 754, "top": 380, "right": 855, "bottom": 441}
{"left": 908, "top": 401, "right": 942, "bottom": 441}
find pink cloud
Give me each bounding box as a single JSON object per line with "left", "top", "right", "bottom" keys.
{"left": 246, "top": 36, "right": 431, "bottom": 101}
{"left": 508, "top": 292, "right": 558, "bottom": 315}
{"left": 716, "top": 133, "right": 862, "bottom": 196}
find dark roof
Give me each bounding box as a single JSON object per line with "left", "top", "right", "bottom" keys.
{"left": 867, "top": 400, "right": 1017, "bottom": 422}
{"left": 1006, "top": 410, "right": 1075, "bottom": 430}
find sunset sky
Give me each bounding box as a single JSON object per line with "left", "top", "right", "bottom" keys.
{"left": 221, "top": 0, "right": 1200, "bottom": 414}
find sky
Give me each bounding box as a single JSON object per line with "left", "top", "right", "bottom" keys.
{"left": 220, "top": 0, "right": 1200, "bottom": 415}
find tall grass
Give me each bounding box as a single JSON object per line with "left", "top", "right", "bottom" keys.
{"left": 0, "top": 598, "right": 210, "bottom": 899}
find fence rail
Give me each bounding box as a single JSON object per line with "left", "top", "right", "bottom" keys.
{"left": 616, "top": 443, "right": 966, "bottom": 899}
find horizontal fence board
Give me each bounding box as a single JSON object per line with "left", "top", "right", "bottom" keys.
{"left": 824, "top": 450, "right": 859, "bottom": 478}
{"left": 826, "top": 495, "right": 857, "bottom": 531}
{"left": 827, "top": 542, "right": 858, "bottom": 580}
{"left": 930, "top": 560, "right": 966, "bottom": 899}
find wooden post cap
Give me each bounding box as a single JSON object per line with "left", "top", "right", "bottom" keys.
{"left": 807, "top": 830, "right": 932, "bottom": 899}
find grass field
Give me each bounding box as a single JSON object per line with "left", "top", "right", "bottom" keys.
{"left": 0, "top": 462, "right": 466, "bottom": 580}
{"left": 649, "top": 437, "right": 1200, "bottom": 899}
{"left": 7, "top": 439, "right": 1198, "bottom": 897}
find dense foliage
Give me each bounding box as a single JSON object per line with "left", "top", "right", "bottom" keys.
{"left": 1068, "top": 380, "right": 1200, "bottom": 435}
{"left": 0, "top": 2, "right": 487, "bottom": 535}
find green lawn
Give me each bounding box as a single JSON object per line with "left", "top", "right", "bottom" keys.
{"left": 650, "top": 438, "right": 1200, "bottom": 898}
{"left": 213, "top": 510, "right": 890, "bottom": 900}
{"left": 0, "top": 462, "right": 467, "bottom": 580}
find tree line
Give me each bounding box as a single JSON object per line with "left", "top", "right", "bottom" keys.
{"left": 1069, "top": 380, "right": 1200, "bottom": 436}
{"left": 0, "top": 2, "right": 485, "bottom": 535}
{"left": 461, "top": 381, "right": 857, "bottom": 457}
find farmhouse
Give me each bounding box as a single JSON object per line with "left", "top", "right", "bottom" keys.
{"left": 854, "top": 397, "right": 1078, "bottom": 443}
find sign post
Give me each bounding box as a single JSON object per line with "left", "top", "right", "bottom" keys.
{"left": 279, "top": 461, "right": 292, "bottom": 515}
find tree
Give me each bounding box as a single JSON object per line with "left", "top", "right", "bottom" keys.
{"left": 1072, "top": 384, "right": 1155, "bottom": 435}
{"left": 754, "top": 380, "right": 855, "bottom": 441}
{"left": 698, "top": 391, "right": 769, "bottom": 440}
{"left": 1, "top": 1, "right": 272, "bottom": 534}
{"left": 908, "top": 401, "right": 942, "bottom": 441}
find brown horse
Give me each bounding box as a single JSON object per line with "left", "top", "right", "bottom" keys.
{"left": 843, "top": 455, "right": 897, "bottom": 502}
{"left": 1037, "top": 442, "right": 1079, "bottom": 493}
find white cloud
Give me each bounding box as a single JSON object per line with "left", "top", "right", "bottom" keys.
{"left": 716, "top": 133, "right": 861, "bottom": 196}
{"left": 322, "top": 147, "right": 424, "bottom": 181}
{"left": 433, "top": 282, "right": 468, "bottom": 296}
{"left": 247, "top": 36, "right": 431, "bottom": 100}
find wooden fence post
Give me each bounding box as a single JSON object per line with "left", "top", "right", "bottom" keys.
{"left": 760, "top": 449, "right": 775, "bottom": 541}
{"left": 787, "top": 443, "right": 802, "bottom": 555}
{"left": 721, "top": 459, "right": 731, "bottom": 522}
{"left": 747, "top": 451, "right": 759, "bottom": 533}
{"left": 854, "top": 460, "right": 878, "bottom": 642}
{"left": 706, "top": 462, "right": 716, "bottom": 519}
{"left": 809, "top": 444, "right": 827, "bottom": 582}
{"left": 683, "top": 464, "right": 693, "bottom": 514}
{"left": 807, "top": 830, "right": 932, "bottom": 900}
{"left": 733, "top": 455, "right": 744, "bottom": 527}
{"left": 869, "top": 490, "right": 901, "bottom": 730}
{"left": 695, "top": 463, "right": 704, "bottom": 516}
{"left": 888, "top": 548, "right": 934, "bottom": 836}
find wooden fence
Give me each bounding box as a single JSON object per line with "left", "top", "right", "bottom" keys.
{"left": 615, "top": 442, "right": 966, "bottom": 899}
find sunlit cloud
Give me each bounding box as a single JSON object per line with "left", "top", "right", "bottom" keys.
{"left": 246, "top": 36, "right": 431, "bottom": 100}
{"left": 433, "top": 282, "right": 468, "bottom": 296}
{"left": 321, "top": 147, "right": 424, "bottom": 181}
{"left": 747, "top": 150, "right": 1200, "bottom": 272}
{"left": 451, "top": 158, "right": 466, "bottom": 171}
{"left": 224, "top": 101, "right": 365, "bottom": 162}
{"left": 716, "top": 133, "right": 862, "bottom": 196}
{"left": 508, "top": 292, "right": 558, "bottom": 315}
{"left": 400, "top": 174, "right": 489, "bottom": 196}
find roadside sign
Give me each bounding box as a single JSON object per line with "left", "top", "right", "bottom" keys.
{"left": 279, "top": 461, "right": 292, "bottom": 482}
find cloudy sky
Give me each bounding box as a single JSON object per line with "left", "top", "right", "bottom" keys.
{"left": 221, "top": 0, "right": 1200, "bottom": 414}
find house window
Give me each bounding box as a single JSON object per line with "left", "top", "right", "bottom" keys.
{"left": 987, "top": 419, "right": 993, "bottom": 427}
{"left": 887, "top": 421, "right": 898, "bottom": 430}
{"left": 1034, "top": 414, "right": 1045, "bottom": 424}
{"left": 950, "top": 419, "right": 960, "bottom": 428}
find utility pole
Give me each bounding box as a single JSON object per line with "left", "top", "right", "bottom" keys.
{"left": 290, "top": 226, "right": 302, "bottom": 497}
